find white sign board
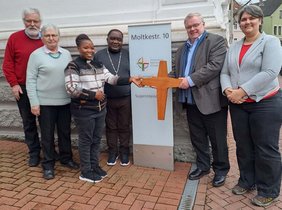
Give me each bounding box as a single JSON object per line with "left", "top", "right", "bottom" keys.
{"left": 129, "top": 23, "right": 174, "bottom": 170}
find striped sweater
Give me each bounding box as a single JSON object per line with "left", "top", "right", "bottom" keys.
{"left": 65, "top": 56, "right": 130, "bottom": 111}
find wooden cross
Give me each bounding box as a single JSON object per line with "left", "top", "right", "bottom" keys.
{"left": 141, "top": 60, "right": 181, "bottom": 120}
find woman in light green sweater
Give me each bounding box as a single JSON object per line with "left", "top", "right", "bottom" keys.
{"left": 26, "top": 24, "right": 79, "bottom": 180}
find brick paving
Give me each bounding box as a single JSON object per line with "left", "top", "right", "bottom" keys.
{"left": 0, "top": 140, "right": 190, "bottom": 210}
{"left": 1, "top": 122, "right": 281, "bottom": 209}
{"left": 1, "top": 76, "right": 281, "bottom": 210}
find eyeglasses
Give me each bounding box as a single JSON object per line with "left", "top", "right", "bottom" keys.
{"left": 24, "top": 19, "right": 41, "bottom": 24}
{"left": 43, "top": 34, "right": 59, "bottom": 38}
{"left": 185, "top": 22, "right": 202, "bottom": 30}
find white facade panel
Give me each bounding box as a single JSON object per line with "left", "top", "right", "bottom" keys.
{"left": 0, "top": 0, "right": 229, "bottom": 41}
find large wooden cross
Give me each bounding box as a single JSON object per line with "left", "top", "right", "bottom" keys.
{"left": 141, "top": 60, "right": 181, "bottom": 120}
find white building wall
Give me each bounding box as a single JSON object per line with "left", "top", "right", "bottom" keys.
{"left": 0, "top": 0, "right": 229, "bottom": 50}
{"left": 0, "top": 0, "right": 230, "bottom": 162}
{"left": 233, "top": 22, "right": 245, "bottom": 41}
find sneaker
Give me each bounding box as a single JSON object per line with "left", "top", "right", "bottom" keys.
{"left": 93, "top": 166, "right": 108, "bottom": 178}
{"left": 120, "top": 154, "right": 130, "bottom": 166}
{"left": 251, "top": 195, "right": 278, "bottom": 207}
{"left": 28, "top": 156, "right": 40, "bottom": 167}
{"left": 79, "top": 171, "right": 102, "bottom": 183}
{"left": 107, "top": 154, "right": 118, "bottom": 166}
{"left": 232, "top": 184, "right": 255, "bottom": 195}
{"left": 232, "top": 185, "right": 248, "bottom": 195}
{"left": 43, "top": 169, "right": 54, "bottom": 180}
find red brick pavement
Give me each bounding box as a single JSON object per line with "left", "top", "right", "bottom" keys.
{"left": 1, "top": 76, "right": 282, "bottom": 210}
{"left": 0, "top": 140, "right": 190, "bottom": 210}
{"left": 1, "top": 122, "right": 281, "bottom": 209}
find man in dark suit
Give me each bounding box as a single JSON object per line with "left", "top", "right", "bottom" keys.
{"left": 172, "top": 12, "right": 230, "bottom": 187}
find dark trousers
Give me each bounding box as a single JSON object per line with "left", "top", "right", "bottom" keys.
{"left": 17, "top": 85, "right": 41, "bottom": 159}
{"left": 38, "top": 104, "right": 73, "bottom": 170}
{"left": 72, "top": 108, "right": 106, "bottom": 174}
{"left": 229, "top": 90, "right": 282, "bottom": 198}
{"left": 106, "top": 96, "right": 131, "bottom": 156}
{"left": 186, "top": 105, "right": 230, "bottom": 176}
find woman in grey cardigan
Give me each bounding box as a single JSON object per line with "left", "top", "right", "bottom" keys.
{"left": 220, "top": 5, "right": 282, "bottom": 207}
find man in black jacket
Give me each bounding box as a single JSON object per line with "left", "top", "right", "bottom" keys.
{"left": 94, "top": 29, "right": 131, "bottom": 166}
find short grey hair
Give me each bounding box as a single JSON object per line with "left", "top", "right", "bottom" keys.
{"left": 22, "top": 8, "right": 41, "bottom": 21}
{"left": 238, "top": 5, "right": 264, "bottom": 32}
{"left": 184, "top": 12, "right": 205, "bottom": 25}
{"left": 41, "top": 24, "right": 60, "bottom": 36}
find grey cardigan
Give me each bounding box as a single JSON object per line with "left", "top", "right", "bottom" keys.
{"left": 220, "top": 32, "right": 282, "bottom": 102}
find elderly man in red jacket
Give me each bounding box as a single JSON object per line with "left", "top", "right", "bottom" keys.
{"left": 3, "top": 8, "right": 43, "bottom": 167}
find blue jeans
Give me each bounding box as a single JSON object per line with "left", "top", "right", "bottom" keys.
{"left": 72, "top": 108, "right": 106, "bottom": 174}
{"left": 229, "top": 90, "right": 282, "bottom": 198}
{"left": 17, "top": 85, "right": 40, "bottom": 159}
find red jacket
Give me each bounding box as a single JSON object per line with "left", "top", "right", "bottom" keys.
{"left": 2, "top": 30, "right": 43, "bottom": 86}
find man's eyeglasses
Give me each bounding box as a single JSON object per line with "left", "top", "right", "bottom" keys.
{"left": 43, "top": 34, "right": 59, "bottom": 38}
{"left": 24, "top": 19, "right": 41, "bottom": 24}
{"left": 185, "top": 22, "right": 202, "bottom": 30}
